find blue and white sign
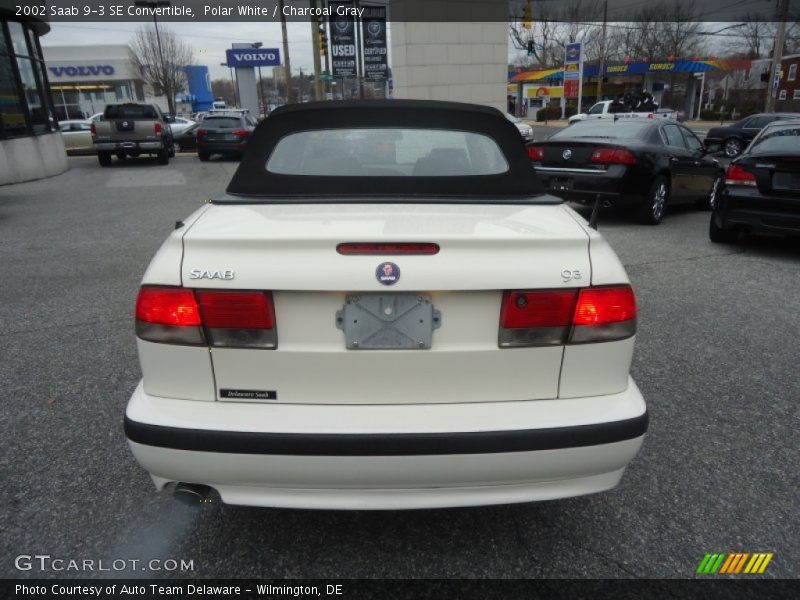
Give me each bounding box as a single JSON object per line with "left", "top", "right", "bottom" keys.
{"left": 225, "top": 48, "right": 281, "bottom": 68}
{"left": 564, "top": 43, "right": 582, "bottom": 65}
{"left": 49, "top": 65, "right": 115, "bottom": 77}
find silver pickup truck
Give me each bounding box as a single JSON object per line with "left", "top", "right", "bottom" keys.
{"left": 91, "top": 103, "right": 175, "bottom": 166}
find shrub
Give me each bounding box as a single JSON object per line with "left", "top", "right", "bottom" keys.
{"left": 536, "top": 106, "right": 562, "bottom": 122}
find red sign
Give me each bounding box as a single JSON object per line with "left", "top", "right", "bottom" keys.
{"left": 565, "top": 80, "right": 580, "bottom": 98}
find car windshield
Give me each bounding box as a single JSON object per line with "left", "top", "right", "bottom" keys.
{"left": 749, "top": 125, "right": 800, "bottom": 154}
{"left": 203, "top": 117, "right": 243, "bottom": 128}
{"left": 104, "top": 105, "right": 158, "bottom": 120}
{"left": 551, "top": 121, "right": 649, "bottom": 139}
{"left": 265, "top": 128, "right": 509, "bottom": 177}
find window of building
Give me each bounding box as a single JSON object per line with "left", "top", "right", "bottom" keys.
{"left": 779, "top": 89, "right": 787, "bottom": 101}
{"left": 0, "top": 20, "right": 56, "bottom": 139}
{"left": 794, "top": 90, "right": 800, "bottom": 100}
{"left": 788, "top": 64, "right": 797, "bottom": 82}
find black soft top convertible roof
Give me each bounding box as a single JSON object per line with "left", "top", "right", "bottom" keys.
{"left": 224, "top": 100, "right": 547, "bottom": 201}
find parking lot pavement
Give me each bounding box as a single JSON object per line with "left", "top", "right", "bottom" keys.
{"left": 1, "top": 155, "right": 797, "bottom": 579}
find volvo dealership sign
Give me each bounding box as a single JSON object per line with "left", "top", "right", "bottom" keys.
{"left": 49, "top": 65, "right": 115, "bottom": 77}
{"left": 225, "top": 48, "right": 281, "bottom": 68}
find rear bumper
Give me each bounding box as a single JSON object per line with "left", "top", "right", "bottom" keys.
{"left": 94, "top": 141, "right": 164, "bottom": 151}
{"left": 714, "top": 189, "right": 800, "bottom": 234}
{"left": 198, "top": 140, "right": 248, "bottom": 154}
{"left": 533, "top": 166, "right": 644, "bottom": 207}
{"left": 125, "top": 379, "right": 647, "bottom": 509}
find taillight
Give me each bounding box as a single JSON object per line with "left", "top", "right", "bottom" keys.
{"left": 135, "top": 287, "right": 276, "bottom": 348}
{"left": 591, "top": 148, "right": 637, "bottom": 165}
{"left": 154, "top": 122, "right": 163, "bottom": 136}
{"left": 337, "top": 242, "right": 440, "bottom": 255}
{"left": 499, "top": 285, "right": 636, "bottom": 347}
{"left": 724, "top": 164, "right": 756, "bottom": 186}
{"left": 197, "top": 128, "right": 208, "bottom": 137}
{"left": 527, "top": 146, "right": 544, "bottom": 161}
{"left": 231, "top": 128, "right": 249, "bottom": 138}
{"left": 90, "top": 122, "right": 96, "bottom": 137}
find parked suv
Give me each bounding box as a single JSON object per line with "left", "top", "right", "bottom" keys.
{"left": 91, "top": 103, "right": 175, "bottom": 166}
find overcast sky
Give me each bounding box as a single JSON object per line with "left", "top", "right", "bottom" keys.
{"left": 41, "top": 21, "right": 327, "bottom": 81}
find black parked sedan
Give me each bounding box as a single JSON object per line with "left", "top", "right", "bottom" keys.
{"left": 710, "top": 119, "right": 800, "bottom": 243}
{"left": 196, "top": 114, "right": 258, "bottom": 161}
{"left": 528, "top": 120, "right": 723, "bottom": 225}
{"left": 704, "top": 113, "right": 800, "bottom": 158}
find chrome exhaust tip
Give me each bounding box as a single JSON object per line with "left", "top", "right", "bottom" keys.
{"left": 173, "top": 482, "right": 214, "bottom": 506}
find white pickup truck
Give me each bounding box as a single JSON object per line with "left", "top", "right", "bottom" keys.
{"left": 568, "top": 100, "right": 677, "bottom": 125}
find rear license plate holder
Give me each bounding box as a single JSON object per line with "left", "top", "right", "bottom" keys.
{"left": 551, "top": 178, "right": 573, "bottom": 191}
{"left": 336, "top": 294, "right": 441, "bottom": 349}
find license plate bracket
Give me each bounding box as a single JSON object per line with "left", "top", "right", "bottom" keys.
{"left": 336, "top": 294, "right": 441, "bottom": 349}
{"left": 551, "top": 178, "right": 573, "bottom": 191}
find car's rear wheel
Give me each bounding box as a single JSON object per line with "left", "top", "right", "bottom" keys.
{"left": 168, "top": 143, "right": 176, "bottom": 158}
{"left": 157, "top": 148, "right": 169, "bottom": 165}
{"left": 697, "top": 175, "right": 722, "bottom": 210}
{"left": 97, "top": 151, "right": 112, "bottom": 167}
{"left": 709, "top": 215, "right": 737, "bottom": 243}
{"left": 723, "top": 138, "right": 743, "bottom": 158}
{"left": 637, "top": 176, "right": 669, "bottom": 225}
{"left": 198, "top": 150, "right": 210, "bottom": 162}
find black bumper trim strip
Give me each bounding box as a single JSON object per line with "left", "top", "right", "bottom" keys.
{"left": 124, "top": 411, "right": 648, "bottom": 456}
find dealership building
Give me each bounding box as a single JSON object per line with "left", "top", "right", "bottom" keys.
{"left": 42, "top": 44, "right": 150, "bottom": 120}
{"left": 1, "top": 6, "right": 67, "bottom": 186}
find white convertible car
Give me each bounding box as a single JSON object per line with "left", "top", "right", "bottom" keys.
{"left": 125, "top": 100, "right": 647, "bottom": 510}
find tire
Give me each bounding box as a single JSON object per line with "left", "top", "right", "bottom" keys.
{"left": 723, "top": 138, "right": 743, "bottom": 158}
{"left": 696, "top": 175, "right": 722, "bottom": 210}
{"left": 168, "top": 143, "right": 176, "bottom": 158}
{"left": 115, "top": 151, "right": 127, "bottom": 161}
{"left": 156, "top": 148, "right": 169, "bottom": 165}
{"left": 637, "top": 176, "right": 669, "bottom": 225}
{"left": 198, "top": 151, "right": 210, "bottom": 162}
{"left": 709, "top": 215, "right": 737, "bottom": 243}
{"left": 97, "top": 151, "right": 112, "bottom": 167}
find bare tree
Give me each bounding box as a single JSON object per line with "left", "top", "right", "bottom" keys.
{"left": 129, "top": 25, "right": 194, "bottom": 115}
{"left": 725, "top": 17, "right": 778, "bottom": 58}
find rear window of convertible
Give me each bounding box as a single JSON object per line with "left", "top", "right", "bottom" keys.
{"left": 265, "top": 128, "right": 509, "bottom": 177}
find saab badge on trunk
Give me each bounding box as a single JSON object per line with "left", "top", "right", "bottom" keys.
{"left": 376, "top": 262, "right": 400, "bottom": 285}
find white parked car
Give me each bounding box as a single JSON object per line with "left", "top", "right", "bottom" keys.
{"left": 168, "top": 116, "right": 196, "bottom": 135}
{"left": 58, "top": 119, "right": 94, "bottom": 154}
{"left": 506, "top": 112, "right": 534, "bottom": 141}
{"left": 125, "top": 100, "right": 647, "bottom": 510}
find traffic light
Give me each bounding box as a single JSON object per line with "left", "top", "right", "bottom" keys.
{"left": 522, "top": 1, "right": 532, "bottom": 29}
{"left": 319, "top": 26, "right": 327, "bottom": 56}
{"left": 527, "top": 40, "right": 534, "bottom": 57}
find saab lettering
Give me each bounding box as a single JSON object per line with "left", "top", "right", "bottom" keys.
{"left": 189, "top": 269, "right": 235, "bottom": 280}
{"left": 49, "top": 65, "right": 115, "bottom": 78}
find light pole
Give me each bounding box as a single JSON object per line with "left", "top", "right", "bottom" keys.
{"left": 251, "top": 42, "right": 266, "bottom": 116}
{"left": 135, "top": 0, "right": 172, "bottom": 114}
{"left": 220, "top": 62, "right": 237, "bottom": 107}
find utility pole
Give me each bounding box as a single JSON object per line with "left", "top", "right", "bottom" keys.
{"left": 279, "top": 0, "right": 293, "bottom": 103}
{"left": 310, "top": 0, "right": 323, "bottom": 101}
{"left": 765, "top": 0, "right": 789, "bottom": 113}
{"left": 595, "top": 0, "right": 608, "bottom": 102}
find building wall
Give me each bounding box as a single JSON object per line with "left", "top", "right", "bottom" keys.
{"left": 1, "top": 8, "right": 69, "bottom": 186}
{"left": 389, "top": 3, "right": 507, "bottom": 111}
{"left": 776, "top": 54, "right": 800, "bottom": 111}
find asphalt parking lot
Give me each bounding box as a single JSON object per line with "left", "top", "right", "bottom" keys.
{"left": 1, "top": 154, "right": 798, "bottom": 579}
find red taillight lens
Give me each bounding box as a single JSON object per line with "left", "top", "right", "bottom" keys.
{"left": 232, "top": 128, "right": 249, "bottom": 138}
{"left": 197, "top": 128, "right": 208, "bottom": 137}
{"left": 135, "top": 287, "right": 277, "bottom": 348}
{"left": 136, "top": 287, "right": 200, "bottom": 326}
{"left": 573, "top": 287, "right": 636, "bottom": 326}
{"left": 591, "top": 148, "right": 637, "bottom": 165}
{"left": 154, "top": 122, "right": 163, "bottom": 136}
{"left": 527, "top": 146, "right": 544, "bottom": 161}
{"left": 724, "top": 164, "right": 756, "bottom": 186}
{"left": 196, "top": 291, "right": 274, "bottom": 329}
{"left": 500, "top": 290, "right": 578, "bottom": 329}
{"left": 499, "top": 285, "right": 636, "bottom": 347}
{"left": 90, "top": 123, "right": 96, "bottom": 136}
{"left": 337, "top": 242, "right": 440, "bottom": 255}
